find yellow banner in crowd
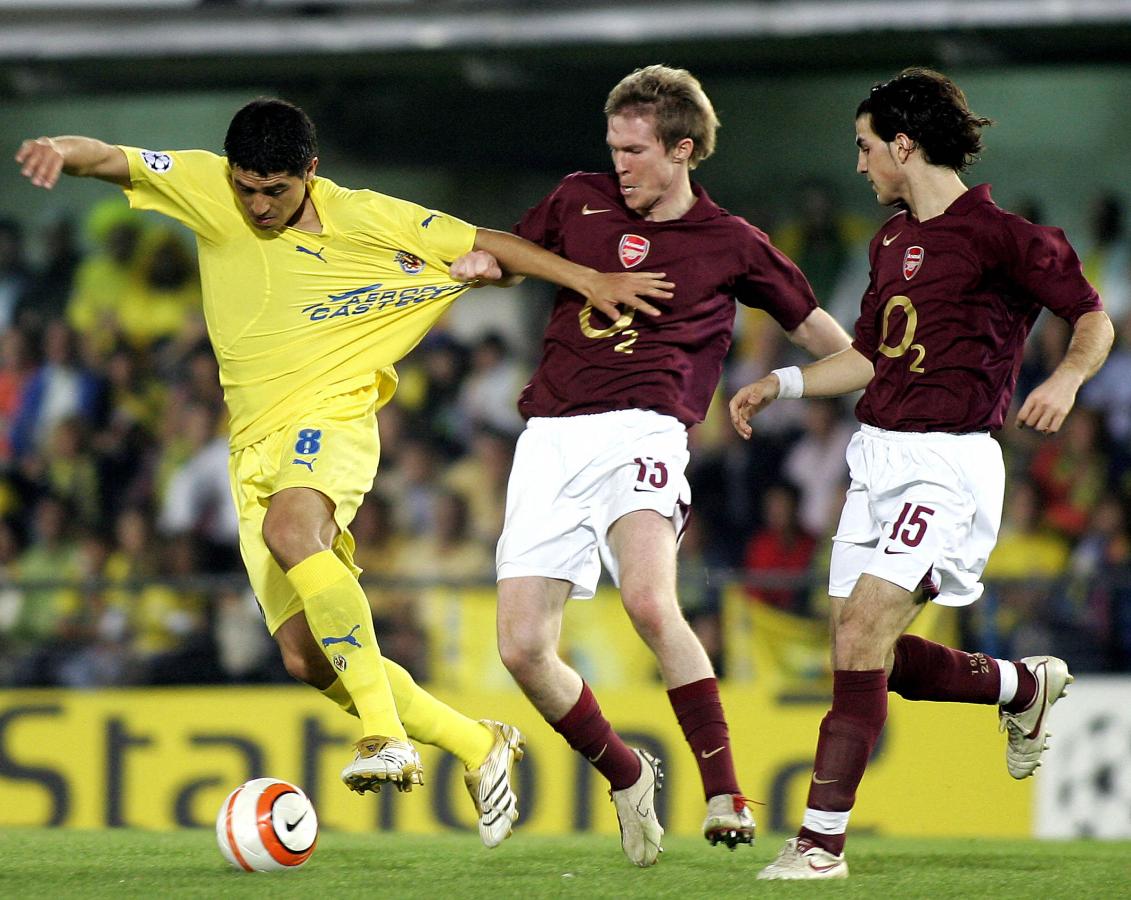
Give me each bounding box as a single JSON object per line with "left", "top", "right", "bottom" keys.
{"left": 1, "top": 587, "right": 1029, "bottom": 836}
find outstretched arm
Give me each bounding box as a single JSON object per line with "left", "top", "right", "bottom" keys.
{"left": 470, "top": 228, "right": 674, "bottom": 322}
{"left": 729, "top": 346, "right": 874, "bottom": 440}
{"left": 1015, "top": 309, "right": 1114, "bottom": 434}
{"left": 448, "top": 249, "right": 525, "bottom": 289}
{"left": 15, "top": 136, "right": 130, "bottom": 189}
{"left": 786, "top": 307, "right": 853, "bottom": 359}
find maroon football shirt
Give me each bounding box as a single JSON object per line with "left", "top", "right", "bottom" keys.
{"left": 514, "top": 172, "right": 818, "bottom": 426}
{"left": 853, "top": 184, "right": 1103, "bottom": 433}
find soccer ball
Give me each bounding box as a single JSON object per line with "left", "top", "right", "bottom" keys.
{"left": 216, "top": 777, "right": 318, "bottom": 872}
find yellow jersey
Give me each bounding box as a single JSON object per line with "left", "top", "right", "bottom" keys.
{"left": 120, "top": 147, "right": 477, "bottom": 449}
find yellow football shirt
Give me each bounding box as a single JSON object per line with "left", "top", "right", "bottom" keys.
{"left": 119, "top": 147, "right": 477, "bottom": 449}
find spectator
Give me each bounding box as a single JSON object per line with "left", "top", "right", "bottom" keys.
{"left": 157, "top": 401, "right": 239, "bottom": 572}
{"left": 56, "top": 528, "right": 126, "bottom": 687}
{"left": 397, "top": 489, "right": 494, "bottom": 585}
{"left": 976, "top": 479, "right": 1071, "bottom": 660}
{"left": 0, "top": 218, "right": 31, "bottom": 332}
{"left": 117, "top": 227, "right": 202, "bottom": 350}
{"left": 457, "top": 331, "right": 528, "bottom": 439}
{"left": 130, "top": 536, "right": 214, "bottom": 684}
{"left": 66, "top": 200, "right": 143, "bottom": 347}
{"left": 1079, "top": 310, "right": 1131, "bottom": 483}
{"left": 37, "top": 416, "right": 102, "bottom": 527}
{"left": 6, "top": 495, "right": 83, "bottom": 686}
{"left": 19, "top": 216, "right": 81, "bottom": 331}
{"left": 741, "top": 482, "right": 817, "bottom": 613}
{"left": 382, "top": 434, "right": 442, "bottom": 537}
{"left": 1081, "top": 191, "right": 1130, "bottom": 322}
{"left": 9, "top": 320, "right": 104, "bottom": 461}
{"left": 410, "top": 333, "right": 471, "bottom": 459}
{"left": 782, "top": 397, "right": 854, "bottom": 537}
{"left": 443, "top": 425, "right": 515, "bottom": 548}
{"left": 102, "top": 504, "right": 160, "bottom": 645}
{"left": 1028, "top": 407, "right": 1108, "bottom": 539}
{"left": 773, "top": 179, "right": 871, "bottom": 308}
{"left": 0, "top": 327, "right": 38, "bottom": 463}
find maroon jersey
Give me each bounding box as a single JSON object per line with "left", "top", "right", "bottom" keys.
{"left": 515, "top": 172, "right": 818, "bottom": 426}
{"left": 853, "top": 185, "right": 1102, "bottom": 433}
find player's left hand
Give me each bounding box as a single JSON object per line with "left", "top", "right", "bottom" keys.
{"left": 729, "top": 375, "right": 781, "bottom": 439}
{"left": 1015, "top": 373, "right": 1079, "bottom": 434}
{"left": 583, "top": 271, "right": 673, "bottom": 321}
{"left": 450, "top": 250, "right": 504, "bottom": 284}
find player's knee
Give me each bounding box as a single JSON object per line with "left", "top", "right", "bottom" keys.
{"left": 622, "top": 589, "right": 678, "bottom": 644}
{"left": 832, "top": 616, "right": 887, "bottom": 669}
{"left": 280, "top": 645, "right": 333, "bottom": 688}
{"left": 262, "top": 514, "right": 317, "bottom": 571}
{"left": 497, "top": 630, "right": 550, "bottom": 685}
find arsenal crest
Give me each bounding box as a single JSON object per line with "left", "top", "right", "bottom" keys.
{"left": 618, "top": 234, "right": 650, "bottom": 268}
{"left": 903, "top": 246, "right": 924, "bottom": 280}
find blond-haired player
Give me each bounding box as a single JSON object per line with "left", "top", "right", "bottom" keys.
{"left": 15, "top": 97, "right": 673, "bottom": 848}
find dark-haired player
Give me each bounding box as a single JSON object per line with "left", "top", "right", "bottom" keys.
{"left": 14, "top": 98, "right": 673, "bottom": 847}
{"left": 455, "top": 65, "right": 851, "bottom": 866}
{"left": 729, "top": 67, "right": 1113, "bottom": 879}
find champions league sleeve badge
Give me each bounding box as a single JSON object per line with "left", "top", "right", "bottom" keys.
{"left": 139, "top": 150, "right": 173, "bottom": 174}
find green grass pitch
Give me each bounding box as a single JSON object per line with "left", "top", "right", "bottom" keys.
{"left": 2, "top": 829, "right": 1129, "bottom": 899}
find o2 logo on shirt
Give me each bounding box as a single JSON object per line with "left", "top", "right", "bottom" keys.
{"left": 618, "top": 234, "right": 650, "bottom": 268}
{"left": 139, "top": 150, "right": 173, "bottom": 174}
{"left": 578, "top": 303, "right": 638, "bottom": 354}
{"left": 395, "top": 251, "right": 425, "bottom": 275}
{"left": 879, "top": 294, "right": 927, "bottom": 373}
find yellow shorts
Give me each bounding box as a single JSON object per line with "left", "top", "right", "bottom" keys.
{"left": 229, "top": 384, "right": 384, "bottom": 635}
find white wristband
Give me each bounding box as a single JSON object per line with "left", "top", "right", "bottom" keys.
{"left": 771, "top": 366, "right": 804, "bottom": 399}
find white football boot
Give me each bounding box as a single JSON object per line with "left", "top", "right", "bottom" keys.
{"left": 609, "top": 748, "right": 664, "bottom": 867}
{"left": 341, "top": 736, "right": 424, "bottom": 794}
{"left": 464, "top": 720, "right": 526, "bottom": 848}
{"left": 999, "top": 655, "right": 1073, "bottom": 779}
{"left": 702, "top": 793, "right": 756, "bottom": 848}
{"left": 757, "top": 837, "right": 848, "bottom": 880}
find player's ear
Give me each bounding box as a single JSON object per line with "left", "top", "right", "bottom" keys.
{"left": 305, "top": 157, "right": 319, "bottom": 180}
{"left": 672, "top": 137, "right": 694, "bottom": 163}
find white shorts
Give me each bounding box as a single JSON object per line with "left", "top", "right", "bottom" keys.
{"left": 828, "top": 424, "right": 1004, "bottom": 607}
{"left": 496, "top": 409, "right": 691, "bottom": 599}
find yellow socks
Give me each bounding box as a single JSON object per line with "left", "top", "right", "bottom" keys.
{"left": 287, "top": 550, "right": 406, "bottom": 740}
{"left": 321, "top": 677, "right": 357, "bottom": 718}
{"left": 383, "top": 658, "right": 494, "bottom": 770}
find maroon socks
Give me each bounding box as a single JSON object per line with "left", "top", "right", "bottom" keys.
{"left": 668, "top": 677, "right": 741, "bottom": 799}
{"left": 552, "top": 681, "right": 641, "bottom": 789}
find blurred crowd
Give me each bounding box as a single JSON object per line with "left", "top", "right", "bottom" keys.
{"left": 0, "top": 183, "right": 1129, "bottom": 690}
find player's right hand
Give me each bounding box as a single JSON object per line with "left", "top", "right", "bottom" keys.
{"left": 15, "top": 137, "right": 64, "bottom": 189}
{"left": 729, "top": 375, "right": 781, "bottom": 440}
{"left": 584, "top": 271, "right": 673, "bottom": 321}
{"left": 450, "top": 250, "right": 504, "bottom": 284}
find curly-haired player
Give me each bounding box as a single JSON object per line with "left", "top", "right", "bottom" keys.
{"left": 731, "top": 68, "right": 1114, "bottom": 880}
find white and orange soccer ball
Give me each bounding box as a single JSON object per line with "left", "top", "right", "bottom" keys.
{"left": 216, "top": 777, "right": 318, "bottom": 872}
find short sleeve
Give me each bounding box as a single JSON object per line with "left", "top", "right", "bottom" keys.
{"left": 732, "top": 229, "right": 818, "bottom": 331}
{"left": 514, "top": 180, "right": 567, "bottom": 251}
{"left": 1003, "top": 221, "right": 1103, "bottom": 324}
{"left": 120, "top": 147, "right": 237, "bottom": 245}
{"left": 394, "top": 202, "right": 477, "bottom": 263}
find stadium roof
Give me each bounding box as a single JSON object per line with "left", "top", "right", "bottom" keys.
{"left": 1, "top": 0, "right": 1131, "bottom": 98}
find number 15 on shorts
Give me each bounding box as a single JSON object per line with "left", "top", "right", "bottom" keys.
{"left": 889, "top": 501, "right": 935, "bottom": 548}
